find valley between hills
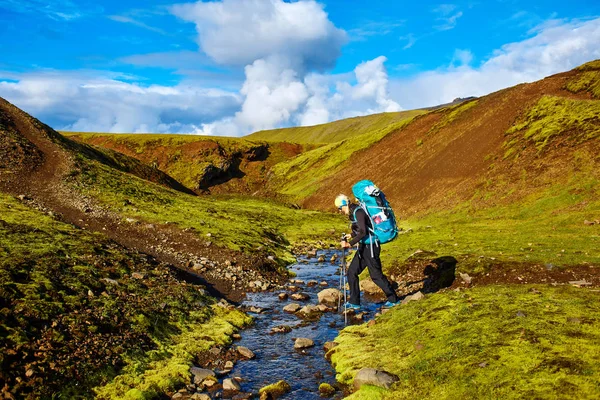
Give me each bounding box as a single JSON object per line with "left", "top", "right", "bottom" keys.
{"left": 1, "top": 61, "right": 600, "bottom": 399}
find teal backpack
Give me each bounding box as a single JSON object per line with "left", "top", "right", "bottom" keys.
{"left": 351, "top": 180, "right": 398, "bottom": 245}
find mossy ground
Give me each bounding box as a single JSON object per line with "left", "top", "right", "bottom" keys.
{"left": 0, "top": 193, "right": 249, "bottom": 399}
{"left": 504, "top": 95, "right": 600, "bottom": 154}
{"left": 331, "top": 285, "right": 600, "bottom": 399}
{"left": 381, "top": 175, "right": 600, "bottom": 276}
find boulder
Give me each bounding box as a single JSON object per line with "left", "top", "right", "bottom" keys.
{"left": 353, "top": 368, "right": 399, "bottom": 390}
{"left": 237, "top": 346, "right": 255, "bottom": 359}
{"left": 283, "top": 303, "right": 301, "bottom": 313}
{"left": 294, "top": 338, "right": 315, "bottom": 349}
{"left": 317, "top": 288, "right": 342, "bottom": 306}
{"left": 360, "top": 278, "right": 383, "bottom": 295}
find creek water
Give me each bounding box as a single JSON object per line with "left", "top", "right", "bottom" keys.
{"left": 232, "top": 249, "right": 384, "bottom": 399}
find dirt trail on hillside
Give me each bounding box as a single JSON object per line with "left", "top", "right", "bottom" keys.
{"left": 0, "top": 99, "right": 276, "bottom": 301}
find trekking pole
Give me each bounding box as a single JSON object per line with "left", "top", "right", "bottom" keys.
{"left": 340, "top": 234, "right": 348, "bottom": 326}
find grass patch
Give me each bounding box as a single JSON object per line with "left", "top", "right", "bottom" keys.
{"left": 428, "top": 100, "right": 479, "bottom": 134}
{"left": 331, "top": 285, "right": 600, "bottom": 399}
{"left": 565, "top": 71, "right": 600, "bottom": 99}
{"left": 505, "top": 95, "right": 600, "bottom": 153}
{"left": 382, "top": 175, "right": 600, "bottom": 275}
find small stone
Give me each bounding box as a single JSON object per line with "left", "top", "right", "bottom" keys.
{"left": 299, "top": 305, "right": 320, "bottom": 315}
{"left": 319, "top": 281, "right": 328, "bottom": 286}
{"left": 317, "top": 255, "right": 326, "bottom": 263}
{"left": 287, "top": 285, "right": 299, "bottom": 292}
{"left": 459, "top": 272, "right": 472, "bottom": 284}
{"left": 190, "top": 367, "right": 215, "bottom": 385}
{"left": 258, "top": 380, "right": 291, "bottom": 399}
{"left": 278, "top": 293, "right": 288, "bottom": 301}
{"left": 294, "top": 338, "right": 315, "bottom": 349}
{"left": 516, "top": 311, "right": 526, "bottom": 318}
{"left": 225, "top": 361, "right": 235, "bottom": 370}
{"left": 131, "top": 272, "right": 146, "bottom": 279}
{"left": 317, "top": 304, "right": 329, "bottom": 312}
{"left": 237, "top": 346, "right": 256, "bottom": 359}
{"left": 172, "top": 393, "right": 184, "bottom": 399}
{"left": 307, "top": 280, "right": 318, "bottom": 287}
{"left": 583, "top": 220, "right": 595, "bottom": 226}
{"left": 353, "top": 368, "right": 399, "bottom": 390}
{"left": 283, "top": 303, "right": 301, "bottom": 313}
{"left": 223, "top": 378, "right": 241, "bottom": 392}
{"left": 290, "top": 293, "right": 310, "bottom": 301}
{"left": 191, "top": 394, "right": 211, "bottom": 400}
{"left": 270, "top": 325, "right": 292, "bottom": 334}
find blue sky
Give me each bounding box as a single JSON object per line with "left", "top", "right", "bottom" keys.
{"left": 1, "top": 0, "right": 599, "bottom": 135}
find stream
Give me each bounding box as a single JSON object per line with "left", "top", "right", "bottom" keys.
{"left": 231, "top": 249, "right": 385, "bottom": 399}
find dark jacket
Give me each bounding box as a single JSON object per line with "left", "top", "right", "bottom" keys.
{"left": 348, "top": 204, "right": 373, "bottom": 246}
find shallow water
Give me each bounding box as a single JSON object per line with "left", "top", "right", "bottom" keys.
{"left": 232, "top": 249, "right": 384, "bottom": 399}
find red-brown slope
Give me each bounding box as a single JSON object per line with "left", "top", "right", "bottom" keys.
{"left": 303, "top": 69, "right": 593, "bottom": 214}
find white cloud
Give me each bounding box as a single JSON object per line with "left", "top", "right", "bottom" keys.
{"left": 170, "top": 0, "right": 346, "bottom": 71}
{"left": 0, "top": 71, "right": 241, "bottom": 134}
{"left": 390, "top": 17, "right": 600, "bottom": 109}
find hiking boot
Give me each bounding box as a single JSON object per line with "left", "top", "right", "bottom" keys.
{"left": 382, "top": 300, "right": 400, "bottom": 308}
{"left": 343, "top": 302, "right": 361, "bottom": 310}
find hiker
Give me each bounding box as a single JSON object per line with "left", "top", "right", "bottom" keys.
{"left": 335, "top": 194, "right": 400, "bottom": 309}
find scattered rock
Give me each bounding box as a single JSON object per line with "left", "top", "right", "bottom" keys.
{"left": 319, "top": 281, "right": 328, "bottom": 286}
{"left": 190, "top": 394, "right": 211, "bottom": 400}
{"left": 307, "top": 280, "right": 318, "bottom": 287}
{"left": 317, "top": 288, "right": 342, "bottom": 306}
{"left": 299, "top": 305, "right": 320, "bottom": 315}
{"left": 290, "top": 293, "right": 310, "bottom": 301}
{"left": 353, "top": 368, "right": 399, "bottom": 390}
{"left": 223, "top": 378, "right": 241, "bottom": 393}
{"left": 516, "top": 310, "right": 526, "bottom": 318}
{"left": 270, "top": 325, "right": 292, "bottom": 334}
{"left": 307, "top": 249, "right": 318, "bottom": 257}
{"left": 401, "top": 291, "right": 424, "bottom": 304}
{"left": 131, "top": 272, "right": 146, "bottom": 280}
{"left": 583, "top": 220, "right": 596, "bottom": 226}
{"left": 459, "top": 272, "right": 472, "bottom": 284}
{"left": 317, "top": 255, "right": 326, "bottom": 263}
{"left": 317, "top": 304, "right": 329, "bottom": 312}
{"left": 237, "top": 346, "right": 256, "bottom": 359}
{"left": 294, "top": 338, "right": 315, "bottom": 349}
{"left": 283, "top": 303, "right": 301, "bottom": 313}
{"left": 190, "top": 367, "right": 215, "bottom": 386}
{"left": 225, "top": 360, "right": 235, "bottom": 370}
{"left": 287, "top": 285, "right": 299, "bottom": 292}
{"left": 101, "top": 278, "right": 119, "bottom": 286}
{"left": 569, "top": 279, "right": 592, "bottom": 287}
{"left": 278, "top": 293, "right": 288, "bottom": 301}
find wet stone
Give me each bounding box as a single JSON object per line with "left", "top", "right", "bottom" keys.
{"left": 290, "top": 293, "right": 310, "bottom": 301}
{"left": 283, "top": 303, "right": 301, "bottom": 313}
{"left": 270, "top": 325, "right": 292, "bottom": 334}
{"left": 237, "top": 346, "right": 255, "bottom": 359}
{"left": 278, "top": 293, "right": 288, "bottom": 301}
{"left": 294, "top": 338, "right": 315, "bottom": 349}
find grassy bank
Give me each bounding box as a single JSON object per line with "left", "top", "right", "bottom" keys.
{"left": 331, "top": 285, "right": 600, "bottom": 399}
{"left": 68, "top": 153, "right": 345, "bottom": 264}
{"left": 0, "top": 193, "right": 250, "bottom": 399}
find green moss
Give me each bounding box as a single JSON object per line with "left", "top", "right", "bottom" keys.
{"left": 247, "top": 110, "right": 425, "bottom": 144}
{"left": 565, "top": 71, "right": 600, "bottom": 99}
{"left": 94, "top": 306, "right": 251, "bottom": 399}
{"left": 505, "top": 95, "right": 600, "bottom": 152}
{"left": 318, "top": 382, "right": 336, "bottom": 397}
{"left": 575, "top": 59, "right": 600, "bottom": 72}
{"left": 429, "top": 100, "right": 479, "bottom": 134}
{"left": 331, "top": 285, "right": 600, "bottom": 399}
{"left": 258, "top": 380, "right": 292, "bottom": 398}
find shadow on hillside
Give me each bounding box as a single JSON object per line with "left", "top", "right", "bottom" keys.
{"left": 404, "top": 256, "right": 457, "bottom": 294}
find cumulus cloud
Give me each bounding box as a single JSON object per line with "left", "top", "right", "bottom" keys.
{"left": 170, "top": 0, "right": 346, "bottom": 71}
{"left": 0, "top": 71, "right": 241, "bottom": 133}
{"left": 390, "top": 17, "right": 600, "bottom": 109}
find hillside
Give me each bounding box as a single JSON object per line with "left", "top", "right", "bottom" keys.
{"left": 246, "top": 109, "right": 425, "bottom": 143}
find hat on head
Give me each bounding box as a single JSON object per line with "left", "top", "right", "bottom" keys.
{"left": 334, "top": 194, "right": 349, "bottom": 209}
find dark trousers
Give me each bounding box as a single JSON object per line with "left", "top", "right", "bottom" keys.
{"left": 347, "top": 243, "right": 398, "bottom": 305}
